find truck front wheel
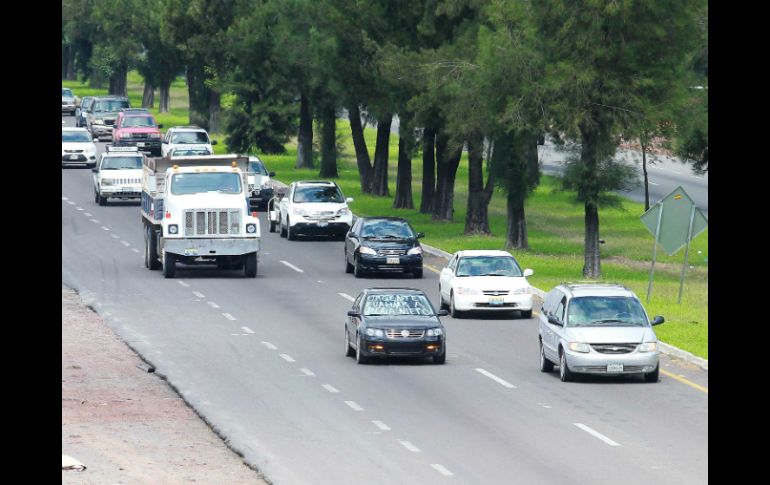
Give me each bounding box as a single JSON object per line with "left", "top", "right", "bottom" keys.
{"left": 244, "top": 252, "right": 257, "bottom": 278}
{"left": 162, "top": 251, "right": 176, "bottom": 278}
{"left": 145, "top": 226, "right": 161, "bottom": 270}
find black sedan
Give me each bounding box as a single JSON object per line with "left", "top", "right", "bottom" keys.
{"left": 344, "top": 288, "right": 447, "bottom": 364}
{"left": 344, "top": 217, "right": 424, "bottom": 278}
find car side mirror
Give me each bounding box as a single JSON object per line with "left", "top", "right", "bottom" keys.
{"left": 93, "top": 138, "right": 99, "bottom": 143}
{"left": 416, "top": 232, "right": 425, "bottom": 238}
{"left": 548, "top": 315, "right": 563, "bottom": 326}
{"left": 437, "top": 309, "right": 449, "bottom": 317}
{"left": 91, "top": 168, "right": 98, "bottom": 173}
{"left": 523, "top": 268, "right": 534, "bottom": 277}
{"left": 211, "top": 140, "right": 218, "bottom": 145}
{"left": 269, "top": 171, "right": 276, "bottom": 177}
{"left": 157, "top": 123, "right": 164, "bottom": 128}
{"left": 346, "top": 197, "right": 354, "bottom": 203}
{"left": 347, "top": 310, "right": 360, "bottom": 318}
{"left": 651, "top": 315, "right": 665, "bottom": 326}
{"left": 348, "top": 232, "right": 357, "bottom": 238}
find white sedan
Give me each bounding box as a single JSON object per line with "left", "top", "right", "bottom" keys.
{"left": 438, "top": 250, "right": 535, "bottom": 318}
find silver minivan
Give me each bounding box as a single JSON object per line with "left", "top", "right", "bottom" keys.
{"left": 538, "top": 283, "right": 664, "bottom": 382}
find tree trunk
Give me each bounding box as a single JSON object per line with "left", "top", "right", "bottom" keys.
{"left": 209, "top": 90, "right": 221, "bottom": 134}
{"left": 62, "top": 44, "right": 69, "bottom": 79}
{"left": 142, "top": 82, "right": 155, "bottom": 108}
{"left": 464, "top": 133, "right": 492, "bottom": 235}
{"left": 296, "top": 92, "right": 314, "bottom": 169}
{"left": 108, "top": 65, "right": 128, "bottom": 97}
{"left": 392, "top": 114, "right": 414, "bottom": 209}
{"left": 584, "top": 202, "right": 601, "bottom": 278}
{"left": 642, "top": 138, "right": 650, "bottom": 211}
{"left": 579, "top": 127, "right": 602, "bottom": 278}
{"left": 186, "top": 63, "right": 210, "bottom": 129}
{"left": 370, "top": 113, "right": 393, "bottom": 196}
{"left": 319, "top": 104, "right": 338, "bottom": 178}
{"left": 159, "top": 78, "right": 171, "bottom": 113}
{"left": 349, "top": 104, "right": 373, "bottom": 192}
{"left": 504, "top": 193, "right": 528, "bottom": 250}
{"left": 420, "top": 127, "right": 436, "bottom": 214}
{"left": 431, "top": 132, "right": 463, "bottom": 221}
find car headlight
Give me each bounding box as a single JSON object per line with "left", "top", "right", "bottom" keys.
{"left": 568, "top": 342, "right": 591, "bottom": 353}
{"left": 336, "top": 207, "right": 350, "bottom": 216}
{"left": 261, "top": 181, "right": 271, "bottom": 189}
{"left": 148, "top": 133, "right": 160, "bottom": 139}
{"left": 426, "top": 328, "right": 443, "bottom": 336}
{"left": 456, "top": 287, "right": 479, "bottom": 295}
{"left": 93, "top": 118, "right": 104, "bottom": 125}
{"left": 246, "top": 223, "right": 257, "bottom": 234}
{"left": 407, "top": 246, "right": 423, "bottom": 255}
{"left": 365, "top": 328, "right": 384, "bottom": 337}
{"left": 168, "top": 224, "right": 179, "bottom": 235}
{"left": 638, "top": 342, "right": 657, "bottom": 352}
{"left": 101, "top": 179, "right": 114, "bottom": 186}
{"left": 292, "top": 207, "right": 307, "bottom": 216}
{"left": 512, "top": 287, "right": 531, "bottom": 295}
{"left": 359, "top": 246, "right": 376, "bottom": 255}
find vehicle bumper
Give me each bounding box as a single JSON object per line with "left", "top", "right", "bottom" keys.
{"left": 289, "top": 221, "right": 350, "bottom": 236}
{"left": 116, "top": 139, "right": 161, "bottom": 152}
{"left": 62, "top": 105, "right": 76, "bottom": 113}
{"left": 565, "top": 350, "right": 659, "bottom": 375}
{"left": 249, "top": 188, "right": 275, "bottom": 209}
{"left": 100, "top": 185, "right": 142, "bottom": 199}
{"left": 452, "top": 293, "right": 534, "bottom": 311}
{"left": 359, "top": 336, "right": 445, "bottom": 358}
{"left": 61, "top": 154, "right": 96, "bottom": 165}
{"left": 91, "top": 125, "right": 114, "bottom": 137}
{"left": 162, "top": 237, "right": 260, "bottom": 257}
{"left": 357, "top": 253, "right": 423, "bottom": 273}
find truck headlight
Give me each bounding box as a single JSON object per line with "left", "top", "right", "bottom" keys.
{"left": 359, "top": 246, "right": 376, "bottom": 255}
{"left": 407, "top": 246, "right": 422, "bottom": 255}
{"left": 568, "top": 342, "right": 591, "bottom": 353}
{"left": 246, "top": 223, "right": 257, "bottom": 234}
{"left": 101, "top": 179, "right": 114, "bottom": 186}
{"left": 292, "top": 208, "right": 307, "bottom": 216}
{"left": 168, "top": 224, "right": 178, "bottom": 235}
{"left": 638, "top": 342, "right": 657, "bottom": 352}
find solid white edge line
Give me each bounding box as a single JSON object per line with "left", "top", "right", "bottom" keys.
{"left": 261, "top": 341, "right": 277, "bottom": 350}
{"left": 322, "top": 384, "right": 339, "bottom": 393}
{"left": 431, "top": 464, "right": 454, "bottom": 476}
{"left": 344, "top": 401, "right": 363, "bottom": 411}
{"left": 280, "top": 260, "right": 305, "bottom": 273}
{"left": 372, "top": 420, "right": 391, "bottom": 431}
{"left": 574, "top": 423, "right": 621, "bottom": 447}
{"left": 280, "top": 354, "right": 295, "bottom": 362}
{"left": 338, "top": 292, "right": 355, "bottom": 302}
{"left": 398, "top": 440, "right": 421, "bottom": 452}
{"left": 475, "top": 368, "right": 517, "bottom": 388}
{"left": 241, "top": 326, "right": 255, "bottom": 334}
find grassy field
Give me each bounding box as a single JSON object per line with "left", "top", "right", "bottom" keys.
{"left": 62, "top": 73, "right": 708, "bottom": 358}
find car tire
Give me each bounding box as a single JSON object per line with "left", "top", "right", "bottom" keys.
{"left": 345, "top": 252, "right": 354, "bottom": 274}
{"left": 279, "top": 214, "right": 287, "bottom": 238}
{"left": 98, "top": 192, "right": 107, "bottom": 206}
{"left": 162, "top": 250, "right": 176, "bottom": 278}
{"left": 269, "top": 220, "right": 277, "bottom": 233}
{"left": 345, "top": 327, "right": 355, "bottom": 357}
{"left": 520, "top": 309, "right": 533, "bottom": 319}
{"left": 287, "top": 219, "right": 296, "bottom": 240}
{"left": 540, "top": 340, "right": 554, "bottom": 372}
{"left": 644, "top": 364, "right": 660, "bottom": 383}
{"left": 244, "top": 252, "right": 257, "bottom": 278}
{"left": 355, "top": 335, "right": 368, "bottom": 364}
{"left": 353, "top": 255, "right": 364, "bottom": 279}
{"left": 413, "top": 268, "right": 423, "bottom": 279}
{"left": 559, "top": 349, "right": 574, "bottom": 382}
{"left": 94, "top": 189, "right": 99, "bottom": 204}
{"left": 450, "top": 292, "right": 462, "bottom": 319}
{"left": 145, "top": 226, "right": 161, "bottom": 270}
{"left": 433, "top": 349, "right": 446, "bottom": 365}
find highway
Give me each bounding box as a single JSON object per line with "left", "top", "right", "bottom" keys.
{"left": 62, "top": 115, "right": 708, "bottom": 485}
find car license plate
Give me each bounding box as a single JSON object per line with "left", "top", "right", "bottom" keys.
{"left": 607, "top": 364, "right": 624, "bottom": 373}
{"left": 69, "top": 155, "right": 78, "bottom": 160}
{"left": 386, "top": 256, "right": 400, "bottom": 264}
{"left": 137, "top": 142, "right": 145, "bottom": 147}
{"left": 489, "top": 296, "right": 504, "bottom": 306}
{"left": 317, "top": 221, "right": 328, "bottom": 227}
{"left": 184, "top": 248, "right": 198, "bottom": 256}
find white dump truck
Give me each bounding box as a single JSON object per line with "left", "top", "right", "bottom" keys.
{"left": 141, "top": 154, "right": 260, "bottom": 278}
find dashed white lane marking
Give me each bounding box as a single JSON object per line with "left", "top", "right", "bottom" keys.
{"left": 431, "top": 464, "right": 454, "bottom": 476}
{"left": 66, "top": 200, "right": 75, "bottom": 205}
{"left": 280, "top": 354, "right": 295, "bottom": 362}
{"left": 207, "top": 301, "right": 220, "bottom": 309}
{"left": 398, "top": 440, "right": 421, "bottom": 452}
{"left": 222, "top": 313, "right": 237, "bottom": 321}
{"left": 111, "top": 234, "right": 120, "bottom": 239}
{"left": 84, "top": 212, "right": 92, "bottom": 217}
{"left": 178, "top": 281, "right": 190, "bottom": 287}
{"left": 574, "top": 423, "right": 621, "bottom": 447}
{"left": 261, "top": 341, "right": 277, "bottom": 350}
{"left": 241, "top": 326, "right": 255, "bottom": 334}
{"left": 75, "top": 206, "right": 84, "bottom": 211}
{"left": 90, "top": 219, "right": 100, "bottom": 223}
{"left": 344, "top": 401, "right": 363, "bottom": 411}
{"left": 131, "top": 248, "right": 139, "bottom": 253}
{"left": 317, "top": 280, "right": 324, "bottom": 283}
{"left": 280, "top": 260, "right": 305, "bottom": 273}
{"left": 322, "top": 384, "right": 339, "bottom": 393}
{"left": 475, "top": 368, "right": 517, "bottom": 388}
{"left": 192, "top": 291, "right": 206, "bottom": 299}
{"left": 62, "top": 197, "right": 69, "bottom": 201}
{"left": 121, "top": 241, "right": 131, "bottom": 247}
{"left": 101, "top": 226, "right": 110, "bottom": 231}
{"left": 372, "top": 421, "right": 391, "bottom": 431}
{"left": 299, "top": 368, "right": 315, "bottom": 376}
{"left": 338, "top": 292, "right": 355, "bottom": 302}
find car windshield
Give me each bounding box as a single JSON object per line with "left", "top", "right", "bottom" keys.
{"left": 94, "top": 100, "right": 129, "bottom": 112}
{"left": 455, "top": 256, "right": 522, "bottom": 277}
{"left": 363, "top": 294, "right": 434, "bottom": 316}
{"left": 171, "top": 173, "right": 242, "bottom": 195}
{"left": 82, "top": 98, "right": 93, "bottom": 108}
{"left": 62, "top": 88, "right": 73, "bottom": 97}
{"left": 171, "top": 132, "right": 209, "bottom": 144}
{"left": 122, "top": 116, "right": 156, "bottom": 128}
{"left": 567, "top": 296, "right": 648, "bottom": 327}
{"left": 62, "top": 131, "right": 92, "bottom": 143}
{"left": 172, "top": 149, "right": 211, "bottom": 157}
{"left": 248, "top": 161, "right": 268, "bottom": 175}
{"left": 101, "top": 156, "right": 143, "bottom": 170}
{"left": 293, "top": 186, "right": 344, "bottom": 203}
{"left": 361, "top": 219, "right": 414, "bottom": 239}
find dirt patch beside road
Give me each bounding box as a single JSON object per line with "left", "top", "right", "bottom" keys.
{"left": 62, "top": 285, "right": 269, "bottom": 485}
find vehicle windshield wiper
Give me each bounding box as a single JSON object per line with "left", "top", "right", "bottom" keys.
{"left": 476, "top": 273, "right": 507, "bottom": 276}
{"left": 591, "top": 319, "right": 624, "bottom": 324}
{"left": 364, "top": 314, "right": 388, "bottom": 317}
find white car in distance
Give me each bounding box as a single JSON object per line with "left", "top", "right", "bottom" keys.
{"left": 92, "top": 146, "right": 144, "bottom": 206}
{"left": 439, "top": 250, "right": 535, "bottom": 318}
{"left": 277, "top": 181, "right": 353, "bottom": 240}
{"left": 62, "top": 127, "right": 97, "bottom": 168}
{"left": 161, "top": 126, "right": 217, "bottom": 157}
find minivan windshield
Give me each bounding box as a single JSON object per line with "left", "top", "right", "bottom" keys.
{"left": 456, "top": 256, "right": 523, "bottom": 277}
{"left": 363, "top": 293, "right": 434, "bottom": 316}
{"left": 567, "top": 296, "right": 648, "bottom": 327}
{"left": 171, "top": 173, "right": 242, "bottom": 195}
{"left": 293, "top": 186, "right": 344, "bottom": 203}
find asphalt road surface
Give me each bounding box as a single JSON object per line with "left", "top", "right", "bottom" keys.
{"left": 61, "top": 115, "right": 707, "bottom": 485}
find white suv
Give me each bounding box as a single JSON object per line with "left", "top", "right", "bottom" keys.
{"left": 160, "top": 126, "right": 217, "bottom": 157}
{"left": 277, "top": 181, "right": 353, "bottom": 240}
{"left": 92, "top": 146, "right": 144, "bottom": 205}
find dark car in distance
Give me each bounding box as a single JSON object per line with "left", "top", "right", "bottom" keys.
{"left": 344, "top": 217, "right": 424, "bottom": 278}
{"left": 344, "top": 288, "right": 448, "bottom": 364}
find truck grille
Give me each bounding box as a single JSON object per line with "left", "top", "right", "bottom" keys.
{"left": 386, "top": 329, "right": 425, "bottom": 339}
{"left": 64, "top": 149, "right": 84, "bottom": 153}
{"left": 590, "top": 343, "right": 638, "bottom": 354}
{"left": 107, "top": 177, "right": 140, "bottom": 185}
{"left": 184, "top": 209, "right": 241, "bottom": 237}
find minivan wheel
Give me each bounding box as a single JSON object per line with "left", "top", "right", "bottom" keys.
{"left": 644, "top": 364, "right": 660, "bottom": 383}
{"left": 540, "top": 341, "right": 554, "bottom": 372}
{"left": 559, "top": 350, "right": 574, "bottom": 382}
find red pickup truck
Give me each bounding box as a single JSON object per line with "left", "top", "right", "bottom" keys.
{"left": 113, "top": 112, "right": 164, "bottom": 156}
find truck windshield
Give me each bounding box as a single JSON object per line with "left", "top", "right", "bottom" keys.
{"left": 121, "top": 116, "right": 156, "bottom": 128}
{"left": 94, "top": 100, "right": 129, "bottom": 112}
{"left": 101, "top": 156, "right": 142, "bottom": 170}
{"left": 171, "top": 173, "right": 242, "bottom": 195}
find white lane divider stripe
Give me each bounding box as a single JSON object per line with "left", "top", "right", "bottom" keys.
{"left": 207, "top": 301, "right": 220, "bottom": 309}
{"left": 192, "top": 291, "right": 206, "bottom": 299}
{"left": 280, "top": 354, "right": 295, "bottom": 362}
{"left": 322, "top": 384, "right": 339, "bottom": 393}
{"left": 241, "top": 326, "right": 255, "bottom": 334}
{"left": 344, "top": 401, "right": 363, "bottom": 411}
{"left": 131, "top": 248, "right": 139, "bottom": 253}
{"left": 121, "top": 241, "right": 131, "bottom": 247}
{"left": 431, "top": 464, "right": 454, "bottom": 476}
{"left": 372, "top": 421, "right": 391, "bottom": 431}
{"left": 398, "top": 440, "right": 421, "bottom": 452}
{"left": 280, "top": 260, "right": 304, "bottom": 273}
{"left": 62, "top": 197, "right": 68, "bottom": 201}
{"left": 338, "top": 292, "right": 355, "bottom": 302}
{"left": 75, "top": 207, "right": 84, "bottom": 211}
{"left": 222, "top": 313, "right": 237, "bottom": 321}
{"left": 299, "top": 368, "right": 315, "bottom": 376}
{"left": 475, "top": 368, "right": 517, "bottom": 388}
{"left": 111, "top": 234, "right": 120, "bottom": 239}
{"left": 178, "top": 281, "right": 190, "bottom": 287}
{"left": 66, "top": 200, "right": 75, "bottom": 205}
{"left": 101, "top": 226, "right": 110, "bottom": 231}
{"left": 90, "top": 219, "right": 100, "bottom": 223}
{"left": 84, "top": 212, "right": 92, "bottom": 217}
{"left": 261, "top": 341, "right": 277, "bottom": 350}
{"left": 574, "top": 423, "right": 621, "bottom": 447}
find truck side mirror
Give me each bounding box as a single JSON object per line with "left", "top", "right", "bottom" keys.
{"left": 157, "top": 123, "right": 164, "bottom": 128}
